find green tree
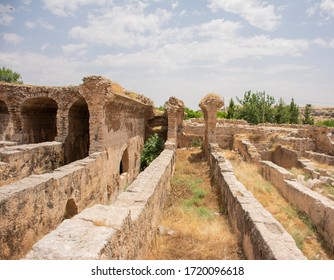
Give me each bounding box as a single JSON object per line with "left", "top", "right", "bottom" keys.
{"left": 237, "top": 91, "right": 275, "bottom": 124}
{"left": 302, "top": 104, "right": 314, "bottom": 125}
{"left": 0, "top": 67, "right": 23, "bottom": 84}
{"left": 217, "top": 111, "right": 227, "bottom": 118}
{"left": 289, "top": 98, "right": 300, "bottom": 124}
{"left": 184, "top": 107, "right": 203, "bottom": 119}
{"left": 227, "top": 98, "right": 236, "bottom": 119}
{"left": 274, "top": 98, "right": 290, "bottom": 124}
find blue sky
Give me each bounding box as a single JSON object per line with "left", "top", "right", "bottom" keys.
{"left": 0, "top": 0, "right": 334, "bottom": 109}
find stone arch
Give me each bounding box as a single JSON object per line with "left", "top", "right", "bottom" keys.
{"left": 0, "top": 100, "right": 10, "bottom": 141}
{"left": 120, "top": 147, "right": 129, "bottom": 175}
{"left": 21, "top": 97, "right": 58, "bottom": 143}
{"left": 64, "top": 98, "right": 90, "bottom": 164}
{"left": 64, "top": 198, "right": 78, "bottom": 219}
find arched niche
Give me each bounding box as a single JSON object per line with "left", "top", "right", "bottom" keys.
{"left": 21, "top": 98, "right": 58, "bottom": 143}
{"left": 64, "top": 98, "right": 90, "bottom": 164}
{"left": 0, "top": 100, "right": 10, "bottom": 141}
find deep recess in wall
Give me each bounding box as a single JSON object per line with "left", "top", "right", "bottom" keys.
{"left": 21, "top": 97, "right": 58, "bottom": 143}
{"left": 64, "top": 98, "right": 90, "bottom": 164}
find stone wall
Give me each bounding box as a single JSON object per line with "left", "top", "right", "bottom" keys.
{"left": 209, "top": 144, "right": 305, "bottom": 260}
{"left": 270, "top": 145, "right": 301, "bottom": 169}
{"left": 303, "top": 151, "right": 334, "bottom": 166}
{"left": 0, "top": 152, "right": 107, "bottom": 259}
{"left": 260, "top": 160, "right": 334, "bottom": 252}
{"left": 26, "top": 144, "right": 176, "bottom": 260}
{"left": 232, "top": 135, "right": 261, "bottom": 163}
{"left": 0, "top": 77, "right": 155, "bottom": 260}
{"left": 0, "top": 142, "right": 64, "bottom": 187}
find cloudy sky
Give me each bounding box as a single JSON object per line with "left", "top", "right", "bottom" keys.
{"left": 0, "top": 0, "right": 333, "bottom": 109}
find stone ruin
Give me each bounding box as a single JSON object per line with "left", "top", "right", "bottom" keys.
{"left": 0, "top": 77, "right": 334, "bottom": 260}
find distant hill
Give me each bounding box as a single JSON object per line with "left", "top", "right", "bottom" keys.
{"left": 300, "top": 106, "right": 334, "bottom": 121}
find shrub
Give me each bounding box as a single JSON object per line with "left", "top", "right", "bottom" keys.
{"left": 140, "top": 133, "right": 164, "bottom": 170}
{"left": 184, "top": 107, "right": 203, "bottom": 119}
{"left": 316, "top": 119, "right": 334, "bottom": 127}
{"left": 217, "top": 111, "right": 227, "bottom": 118}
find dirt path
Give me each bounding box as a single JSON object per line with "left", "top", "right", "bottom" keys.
{"left": 144, "top": 148, "right": 244, "bottom": 260}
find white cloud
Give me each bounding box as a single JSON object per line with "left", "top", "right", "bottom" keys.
{"left": 0, "top": 4, "right": 15, "bottom": 26}
{"left": 3, "top": 33, "right": 24, "bottom": 45}
{"left": 91, "top": 35, "right": 309, "bottom": 74}
{"left": 61, "top": 43, "right": 88, "bottom": 56}
{"left": 0, "top": 51, "right": 86, "bottom": 86}
{"left": 42, "top": 0, "right": 108, "bottom": 17}
{"left": 21, "top": 0, "right": 32, "bottom": 5}
{"left": 25, "top": 19, "right": 55, "bottom": 30}
{"left": 208, "top": 0, "right": 281, "bottom": 31}
{"left": 263, "top": 64, "right": 311, "bottom": 75}
{"left": 313, "top": 38, "right": 334, "bottom": 48}
{"left": 172, "top": 1, "right": 179, "bottom": 9}
{"left": 69, "top": 3, "right": 172, "bottom": 48}
{"left": 25, "top": 20, "right": 36, "bottom": 28}
{"left": 198, "top": 19, "right": 242, "bottom": 38}
{"left": 307, "top": 0, "right": 334, "bottom": 18}
{"left": 320, "top": 0, "right": 334, "bottom": 17}
{"left": 41, "top": 43, "right": 51, "bottom": 52}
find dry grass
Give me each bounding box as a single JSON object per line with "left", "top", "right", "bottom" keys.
{"left": 223, "top": 150, "right": 334, "bottom": 260}
{"left": 144, "top": 148, "right": 243, "bottom": 260}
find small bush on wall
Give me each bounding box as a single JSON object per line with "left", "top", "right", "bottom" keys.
{"left": 140, "top": 133, "right": 164, "bottom": 170}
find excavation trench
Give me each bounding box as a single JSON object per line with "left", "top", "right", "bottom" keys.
{"left": 145, "top": 148, "right": 244, "bottom": 260}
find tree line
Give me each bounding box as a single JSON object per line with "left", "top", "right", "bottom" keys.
{"left": 226, "top": 91, "right": 314, "bottom": 125}
{"left": 181, "top": 91, "right": 315, "bottom": 125}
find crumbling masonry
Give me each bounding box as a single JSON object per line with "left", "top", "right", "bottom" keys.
{"left": 1, "top": 78, "right": 334, "bottom": 260}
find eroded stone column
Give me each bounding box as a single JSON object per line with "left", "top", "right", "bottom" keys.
{"left": 199, "top": 94, "right": 224, "bottom": 159}
{"left": 164, "top": 97, "right": 185, "bottom": 146}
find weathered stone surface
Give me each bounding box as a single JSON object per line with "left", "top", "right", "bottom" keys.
{"left": 270, "top": 145, "right": 301, "bottom": 169}
{"left": 0, "top": 77, "right": 155, "bottom": 259}
{"left": 233, "top": 135, "right": 260, "bottom": 163}
{"left": 0, "top": 142, "right": 63, "bottom": 186}
{"left": 210, "top": 146, "right": 305, "bottom": 260}
{"left": 199, "top": 94, "right": 224, "bottom": 159}
{"left": 303, "top": 151, "right": 334, "bottom": 166}
{"left": 164, "top": 97, "right": 184, "bottom": 145}
{"left": 259, "top": 160, "right": 334, "bottom": 253}
{"left": 26, "top": 147, "right": 175, "bottom": 260}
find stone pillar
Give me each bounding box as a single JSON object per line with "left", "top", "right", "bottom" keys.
{"left": 164, "top": 97, "right": 185, "bottom": 146}
{"left": 199, "top": 93, "right": 224, "bottom": 159}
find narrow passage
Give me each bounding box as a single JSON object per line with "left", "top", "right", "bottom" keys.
{"left": 145, "top": 148, "right": 244, "bottom": 260}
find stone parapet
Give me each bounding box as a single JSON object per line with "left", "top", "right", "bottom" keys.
{"left": 26, "top": 148, "right": 175, "bottom": 259}
{"left": 209, "top": 145, "right": 305, "bottom": 260}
